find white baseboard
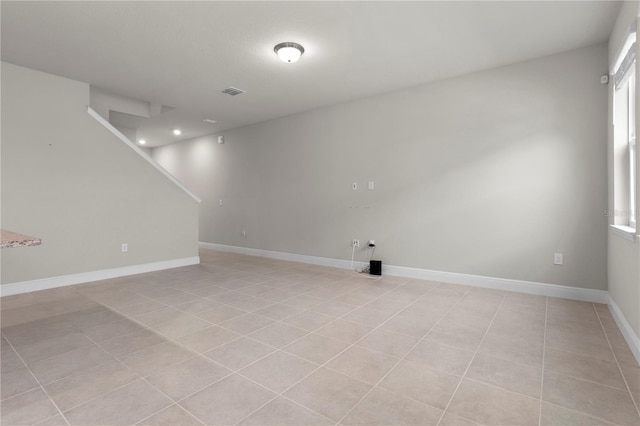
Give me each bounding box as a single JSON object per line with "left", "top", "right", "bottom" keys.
{"left": 0, "top": 256, "right": 200, "bottom": 297}
{"left": 607, "top": 295, "right": 640, "bottom": 365}
{"left": 199, "top": 242, "right": 608, "bottom": 303}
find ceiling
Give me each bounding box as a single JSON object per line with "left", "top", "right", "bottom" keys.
{"left": 1, "top": 1, "right": 621, "bottom": 147}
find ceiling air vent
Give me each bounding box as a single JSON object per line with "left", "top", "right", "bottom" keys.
{"left": 221, "top": 87, "right": 246, "bottom": 96}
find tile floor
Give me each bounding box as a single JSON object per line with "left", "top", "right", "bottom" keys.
{"left": 1, "top": 249, "right": 639, "bottom": 425}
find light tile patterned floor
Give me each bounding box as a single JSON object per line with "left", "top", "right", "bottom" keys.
{"left": 1, "top": 249, "right": 639, "bottom": 425}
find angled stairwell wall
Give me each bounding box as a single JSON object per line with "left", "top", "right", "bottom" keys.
{"left": 1, "top": 62, "right": 200, "bottom": 290}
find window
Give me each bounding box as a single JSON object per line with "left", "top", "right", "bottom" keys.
{"left": 612, "top": 28, "right": 637, "bottom": 233}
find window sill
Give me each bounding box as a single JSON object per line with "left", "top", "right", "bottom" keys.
{"left": 610, "top": 224, "right": 638, "bottom": 242}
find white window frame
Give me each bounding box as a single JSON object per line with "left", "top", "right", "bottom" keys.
{"left": 612, "top": 29, "right": 637, "bottom": 235}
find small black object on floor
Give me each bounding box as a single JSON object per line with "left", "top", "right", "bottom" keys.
{"left": 369, "top": 260, "right": 382, "bottom": 276}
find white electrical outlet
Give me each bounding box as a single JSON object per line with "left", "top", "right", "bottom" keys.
{"left": 352, "top": 239, "right": 360, "bottom": 248}
{"left": 352, "top": 182, "right": 358, "bottom": 190}
{"left": 121, "top": 243, "right": 128, "bottom": 253}
{"left": 368, "top": 181, "right": 375, "bottom": 190}
{"left": 554, "top": 253, "right": 563, "bottom": 265}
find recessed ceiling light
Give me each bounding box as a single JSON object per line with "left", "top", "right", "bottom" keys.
{"left": 173, "top": 129, "right": 182, "bottom": 136}
{"left": 138, "top": 139, "right": 146, "bottom": 145}
{"left": 274, "top": 42, "right": 304, "bottom": 63}
{"left": 203, "top": 119, "right": 217, "bottom": 124}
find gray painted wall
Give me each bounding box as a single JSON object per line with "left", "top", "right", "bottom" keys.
{"left": 1, "top": 62, "right": 200, "bottom": 284}
{"left": 153, "top": 44, "right": 608, "bottom": 290}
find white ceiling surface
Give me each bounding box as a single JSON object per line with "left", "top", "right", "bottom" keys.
{"left": 2, "top": 1, "right": 620, "bottom": 147}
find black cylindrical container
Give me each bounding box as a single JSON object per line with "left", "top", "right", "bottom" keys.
{"left": 370, "top": 260, "right": 382, "bottom": 276}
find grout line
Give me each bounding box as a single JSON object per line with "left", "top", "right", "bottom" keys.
{"left": 2, "top": 335, "right": 71, "bottom": 425}
{"left": 538, "top": 296, "right": 549, "bottom": 426}
{"left": 434, "top": 292, "right": 508, "bottom": 426}
{"left": 337, "top": 286, "right": 477, "bottom": 426}
{"left": 133, "top": 404, "right": 205, "bottom": 426}
{"left": 593, "top": 302, "right": 640, "bottom": 418}
{"left": 231, "top": 282, "right": 444, "bottom": 425}
{"left": 41, "top": 262, "right": 403, "bottom": 424}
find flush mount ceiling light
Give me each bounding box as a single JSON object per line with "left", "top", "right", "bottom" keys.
{"left": 138, "top": 139, "right": 146, "bottom": 145}
{"left": 274, "top": 42, "right": 304, "bottom": 63}
{"left": 172, "top": 129, "right": 182, "bottom": 136}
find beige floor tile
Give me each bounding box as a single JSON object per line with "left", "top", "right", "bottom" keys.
{"left": 100, "top": 329, "right": 165, "bottom": 358}
{"left": 150, "top": 315, "right": 211, "bottom": 340}
{"left": 542, "top": 370, "right": 639, "bottom": 425}
{"left": 196, "top": 304, "right": 247, "bottom": 323}
{"left": 82, "top": 318, "right": 146, "bottom": 342}
{"left": 283, "top": 333, "right": 350, "bottom": 364}
{"left": 247, "top": 323, "right": 309, "bottom": 348}
{"left": 620, "top": 363, "right": 640, "bottom": 394}
{"left": 114, "top": 299, "right": 167, "bottom": 316}
{"left": 253, "top": 303, "right": 303, "bottom": 321}
{"left": 405, "top": 338, "right": 474, "bottom": 376}
{"left": 341, "top": 307, "right": 395, "bottom": 328}
{"left": 282, "top": 294, "right": 327, "bottom": 309}
{"left": 447, "top": 379, "right": 539, "bottom": 425}
{"left": 362, "top": 298, "right": 409, "bottom": 314}
{"left": 35, "top": 413, "right": 68, "bottom": 425}
{"left": 342, "top": 386, "right": 442, "bottom": 425}
{"left": 315, "top": 319, "right": 374, "bottom": 344}
{"left": 64, "top": 379, "right": 171, "bottom": 426}
{"left": 91, "top": 291, "right": 150, "bottom": 308}
{"left": 230, "top": 296, "right": 276, "bottom": 312}
{"left": 152, "top": 290, "right": 201, "bottom": 307}
{"left": 326, "top": 346, "right": 398, "bottom": 385}
{"left": 176, "top": 325, "right": 241, "bottom": 353}
{"left": 180, "top": 374, "right": 276, "bottom": 425}
{"left": 120, "top": 342, "right": 193, "bottom": 377}
{"left": 44, "top": 361, "right": 139, "bottom": 411}
{"left": 0, "top": 388, "right": 60, "bottom": 426}
{"left": 1, "top": 366, "right": 39, "bottom": 400}
{"left": 15, "top": 332, "right": 94, "bottom": 364}
{"left": 29, "top": 344, "right": 114, "bottom": 385}
{"left": 238, "top": 397, "right": 332, "bottom": 425}
{"left": 478, "top": 330, "right": 544, "bottom": 367}
{"left": 283, "top": 368, "right": 372, "bottom": 421}
{"left": 282, "top": 311, "right": 336, "bottom": 331}
{"left": 378, "top": 359, "right": 459, "bottom": 409}
{"left": 438, "top": 412, "right": 478, "bottom": 425}
{"left": 69, "top": 309, "right": 126, "bottom": 331}
{"left": 3, "top": 320, "right": 79, "bottom": 348}
{"left": 540, "top": 402, "right": 617, "bottom": 426}
{"left": 501, "top": 292, "right": 546, "bottom": 310}
{"left": 1, "top": 347, "right": 25, "bottom": 373}
{"left": 381, "top": 310, "right": 442, "bottom": 338}
{"left": 205, "top": 337, "right": 276, "bottom": 370}
{"left": 219, "top": 313, "right": 275, "bottom": 334}
{"left": 240, "top": 351, "right": 317, "bottom": 393}
{"left": 174, "top": 298, "right": 221, "bottom": 314}
{"left": 138, "top": 404, "right": 203, "bottom": 425}
{"left": 466, "top": 352, "right": 542, "bottom": 398}
{"left": 545, "top": 328, "right": 615, "bottom": 362}
{"left": 356, "top": 328, "right": 419, "bottom": 358}
{"left": 147, "top": 356, "right": 231, "bottom": 400}
{"left": 611, "top": 338, "right": 640, "bottom": 368}
{"left": 132, "top": 307, "right": 187, "bottom": 327}
{"left": 427, "top": 321, "right": 488, "bottom": 351}
{"left": 545, "top": 347, "right": 627, "bottom": 390}
{"left": 311, "top": 300, "right": 358, "bottom": 317}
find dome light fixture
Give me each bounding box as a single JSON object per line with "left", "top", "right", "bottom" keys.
{"left": 274, "top": 42, "right": 304, "bottom": 63}
{"left": 172, "top": 128, "right": 182, "bottom": 136}
{"left": 138, "top": 139, "right": 147, "bottom": 145}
